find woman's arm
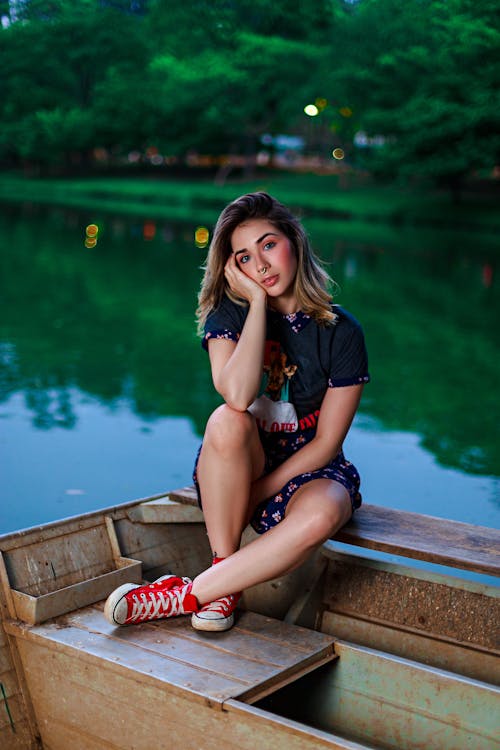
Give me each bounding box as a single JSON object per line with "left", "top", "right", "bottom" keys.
{"left": 251, "top": 383, "right": 364, "bottom": 502}
{"left": 208, "top": 255, "right": 267, "bottom": 411}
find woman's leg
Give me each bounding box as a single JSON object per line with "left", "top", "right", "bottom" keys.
{"left": 104, "top": 477, "right": 352, "bottom": 626}
{"left": 191, "top": 478, "right": 352, "bottom": 605}
{"left": 196, "top": 404, "right": 265, "bottom": 559}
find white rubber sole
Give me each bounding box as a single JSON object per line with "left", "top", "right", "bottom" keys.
{"left": 191, "top": 612, "right": 234, "bottom": 632}
{"left": 103, "top": 582, "right": 140, "bottom": 625}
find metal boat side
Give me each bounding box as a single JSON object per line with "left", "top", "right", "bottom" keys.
{"left": 1, "top": 489, "right": 498, "bottom": 750}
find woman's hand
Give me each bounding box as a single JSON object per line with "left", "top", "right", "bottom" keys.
{"left": 224, "top": 253, "right": 266, "bottom": 305}
{"left": 208, "top": 255, "right": 267, "bottom": 409}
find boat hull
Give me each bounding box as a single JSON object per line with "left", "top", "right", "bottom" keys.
{"left": 1, "top": 491, "right": 498, "bottom": 750}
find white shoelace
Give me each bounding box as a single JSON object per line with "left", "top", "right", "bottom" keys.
{"left": 199, "top": 594, "right": 237, "bottom": 616}
{"left": 130, "top": 586, "right": 188, "bottom": 622}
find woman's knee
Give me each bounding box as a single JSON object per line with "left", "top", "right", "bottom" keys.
{"left": 290, "top": 489, "right": 351, "bottom": 548}
{"left": 204, "top": 404, "right": 256, "bottom": 454}
{"left": 304, "top": 510, "right": 341, "bottom": 547}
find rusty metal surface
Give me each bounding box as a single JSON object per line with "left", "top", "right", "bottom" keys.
{"left": 255, "top": 641, "right": 500, "bottom": 750}
{"left": 322, "top": 610, "right": 499, "bottom": 686}
{"left": 323, "top": 559, "right": 499, "bottom": 651}
{"left": 326, "top": 641, "right": 500, "bottom": 750}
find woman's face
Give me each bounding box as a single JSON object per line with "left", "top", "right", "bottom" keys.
{"left": 230, "top": 218, "right": 298, "bottom": 310}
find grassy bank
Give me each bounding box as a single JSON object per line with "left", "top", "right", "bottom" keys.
{"left": 0, "top": 170, "right": 498, "bottom": 236}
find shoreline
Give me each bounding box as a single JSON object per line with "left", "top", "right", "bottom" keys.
{"left": 0, "top": 171, "right": 498, "bottom": 237}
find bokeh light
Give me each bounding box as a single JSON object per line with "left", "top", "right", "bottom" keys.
{"left": 332, "top": 148, "right": 345, "bottom": 160}
{"left": 86, "top": 224, "right": 99, "bottom": 238}
{"left": 195, "top": 226, "right": 210, "bottom": 248}
{"left": 84, "top": 223, "right": 99, "bottom": 248}
{"left": 304, "top": 104, "right": 319, "bottom": 117}
{"left": 143, "top": 220, "right": 156, "bottom": 241}
{"left": 339, "top": 106, "right": 353, "bottom": 117}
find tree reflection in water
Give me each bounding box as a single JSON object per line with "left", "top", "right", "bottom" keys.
{"left": 0, "top": 201, "right": 498, "bottom": 529}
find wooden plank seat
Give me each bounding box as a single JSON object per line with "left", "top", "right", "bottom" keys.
{"left": 335, "top": 504, "right": 500, "bottom": 576}
{"left": 7, "top": 607, "right": 382, "bottom": 750}
{"left": 5, "top": 605, "right": 336, "bottom": 709}
{"left": 163, "top": 486, "right": 500, "bottom": 577}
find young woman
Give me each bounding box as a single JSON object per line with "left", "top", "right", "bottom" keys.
{"left": 104, "top": 192, "right": 369, "bottom": 631}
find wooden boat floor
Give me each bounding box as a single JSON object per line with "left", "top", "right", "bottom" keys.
{"left": 6, "top": 604, "right": 336, "bottom": 709}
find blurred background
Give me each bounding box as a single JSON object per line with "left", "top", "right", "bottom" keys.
{"left": 0, "top": 0, "right": 498, "bottom": 537}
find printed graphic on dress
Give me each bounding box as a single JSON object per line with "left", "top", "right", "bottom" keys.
{"left": 248, "top": 340, "right": 299, "bottom": 433}
{"left": 262, "top": 340, "right": 297, "bottom": 401}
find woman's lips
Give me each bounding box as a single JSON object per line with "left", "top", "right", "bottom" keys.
{"left": 263, "top": 274, "right": 279, "bottom": 287}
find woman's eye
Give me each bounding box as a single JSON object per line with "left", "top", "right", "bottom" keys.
{"left": 240, "top": 254, "right": 250, "bottom": 264}
{"left": 264, "top": 241, "right": 276, "bottom": 251}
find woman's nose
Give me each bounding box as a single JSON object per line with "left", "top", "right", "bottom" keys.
{"left": 256, "top": 253, "right": 269, "bottom": 273}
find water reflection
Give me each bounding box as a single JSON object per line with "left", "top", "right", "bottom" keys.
{"left": 0, "top": 203, "right": 219, "bottom": 434}
{"left": 312, "top": 223, "right": 499, "bottom": 476}
{"left": 0, "top": 201, "right": 498, "bottom": 531}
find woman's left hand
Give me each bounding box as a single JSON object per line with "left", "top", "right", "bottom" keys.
{"left": 224, "top": 254, "right": 266, "bottom": 304}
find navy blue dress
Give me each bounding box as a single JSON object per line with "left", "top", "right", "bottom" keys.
{"left": 194, "top": 298, "right": 370, "bottom": 534}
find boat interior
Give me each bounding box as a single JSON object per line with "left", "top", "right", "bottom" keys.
{"left": 1, "top": 487, "right": 499, "bottom": 750}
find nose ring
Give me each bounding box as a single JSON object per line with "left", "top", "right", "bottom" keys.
{"left": 259, "top": 265, "right": 267, "bottom": 275}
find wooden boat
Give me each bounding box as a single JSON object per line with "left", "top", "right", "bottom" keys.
{"left": 1, "top": 487, "right": 498, "bottom": 750}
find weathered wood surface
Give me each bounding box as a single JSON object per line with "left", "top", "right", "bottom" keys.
{"left": 2, "top": 524, "right": 116, "bottom": 596}
{"left": 168, "top": 485, "right": 199, "bottom": 506}
{"left": 11, "top": 636, "right": 362, "bottom": 750}
{"left": 167, "top": 486, "right": 500, "bottom": 576}
{"left": 3, "top": 485, "right": 497, "bottom": 583}
{"left": 5, "top": 606, "right": 362, "bottom": 750}
{"left": 0, "top": 610, "right": 40, "bottom": 750}
{"left": 0, "top": 491, "right": 169, "bottom": 549}
{"left": 5, "top": 606, "right": 336, "bottom": 708}
{"left": 9, "top": 557, "right": 142, "bottom": 625}
{"left": 0, "top": 688, "right": 35, "bottom": 750}
{"left": 0, "top": 514, "right": 144, "bottom": 625}
{"left": 0, "top": 488, "right": 498, "bottom": 750}
{"left": 113, "top": 515, "right": 212, "bottom": 581}
{"left": 127, "top": 497, "right": 205, "bottom": 524}
{"left": 335, "top": 504, "right": 500, "bottom": 575}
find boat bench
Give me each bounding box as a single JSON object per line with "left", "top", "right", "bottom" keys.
{"left": 4, "top": 601, "right": 499, "bottom": 750}
{"left": 145, "top": 486, "right": 500, "bottom": 578}
{"left": 0, "top": 508, "right": 361, "bottom": 749}
{"left": 5, "top": 605, "right": 336, "bottom": 708}
{"left": 1, "top": 492, "right": 498, "bottom": 749}
{"left": 3, "top": 603, "right": 367, "bottom": 750}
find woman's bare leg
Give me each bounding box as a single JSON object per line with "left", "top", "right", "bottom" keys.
{"left": 191, "top": 478, "right": 352, "bottom": 605}
{"left": 196, "top": 404, "right": 265, "bottom": 559}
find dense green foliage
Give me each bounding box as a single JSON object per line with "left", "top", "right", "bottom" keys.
{"left": 0, "top": 0, "right": 499, "bottom": 188}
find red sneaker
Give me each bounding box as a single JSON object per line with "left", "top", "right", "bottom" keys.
{"left": 191, "top": 592, "right": 241, "bottom": 632}
{"left": 104, "top": 574, "right": 198, "bottom": 626}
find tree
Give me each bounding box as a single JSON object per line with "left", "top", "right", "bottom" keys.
{"left": 1, "top": 0, "right": 498, "bottom": 185}
{"left": 324, "top": 0, "right": 500, "bottom": 194}
{"left": 0, "top": 0, "right": 150, "bottom": 166}
{"left": 140, "top": 0, "right": 332, "bottom": 159}
{"left": 147, "top": 32, "right": 324, "bottom": 159}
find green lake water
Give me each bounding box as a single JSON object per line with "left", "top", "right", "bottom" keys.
{"left": 0, "top": 199, "right": 498, "bottom": 539}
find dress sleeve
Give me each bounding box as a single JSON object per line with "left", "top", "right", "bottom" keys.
{"left": 202, "top": 297, "right": 246, "bottom": 351}
{"left": 328, "top": 310, "right": 370, "bottom": 387}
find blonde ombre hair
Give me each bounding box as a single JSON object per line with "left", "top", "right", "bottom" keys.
{"left": 196, "top": 192, "right": 337, "bottom": 334}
